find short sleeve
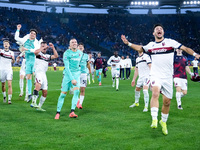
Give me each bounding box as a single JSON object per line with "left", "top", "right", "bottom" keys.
{"left": 170, "top": 39, "right": 182, "bottom": 49}
{"left": 146, "top": 54, "right": 152, "bottom": 64}
{"left": 142, "top": 42, "right": 153, "bottom": 52}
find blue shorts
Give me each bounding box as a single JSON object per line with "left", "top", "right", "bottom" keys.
{"left": 96, "top": 68, "right": 103, "bottom": 76}
{"left": 25, "top": 62, "right": 35, "bottom": 75}
{"left": 61, "top": 75, "right": 80, "bottom": 92}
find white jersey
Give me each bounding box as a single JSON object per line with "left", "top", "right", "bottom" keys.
{"left": 53, "top": 63, "right": 57, "bottom": 67}
{"left": 35, "top": 52, "right": 51, "bottom": 73}
{"left": 125, "top": 58, "right": 132, "bottom": 68}
{"left": 89, "top": 57, "right": 95, "bottom": 69}
{"left": 0, "top": 49, "right": 14, "bottom": 71}
{"left": 142, "top": 38, "right": 182, "bottom": 78}
{"left": 135, "top": 53, "right": 151, "bottom": 78}
{"left": 120, "top": 59, "right": 126, "bottom": 68}
{"left": 107, "top": 56, "right": 121, "bottom": 70}
{"left": 192, "top": 60, "right": 198, "bottom": 68}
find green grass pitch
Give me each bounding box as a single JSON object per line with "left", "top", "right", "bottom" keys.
{"left": 0, "top": 70, "right": 200, "bottom": 150}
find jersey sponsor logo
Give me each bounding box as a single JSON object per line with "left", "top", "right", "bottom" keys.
{"left": 71, "top": 58, "right": 80, "bottom": 61}
{"left": 148, "top": 47, "right": 173, "bottom": 54}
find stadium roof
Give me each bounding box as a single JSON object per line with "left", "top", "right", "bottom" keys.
{"left": 0, "top": 0, "right": 191, "bottom": 9}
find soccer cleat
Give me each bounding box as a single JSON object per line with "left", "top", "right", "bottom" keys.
{"left": 159, "top": 120, "right": 168, "bottom": 135}
{"left": 24, "top": 96, "right": 28, "bottom": 102}
{"left": 99, "top": 82, "right": 102, "bottom": 86}
{"left": 36, "top": 107, "right": 46, "bottom": 112}
{"left": 143, "top": 107, "right": 148, "bottom": 112}
{"left": 30, "top": 103, "right": 39, "bottom": 108}
{"left": 8, "top": 100, "right": 12, "bottom": 104}
{"left": 151, "top": 119, "right": 158, "bottom": 129}
{"left": 54, "top": 113, "right": 60, "bottom": 119}
{"left": 129, "top": 103, "right": 139, "bottom": 108}
{"left": 92, "top": 79, "right": 95, "bottom": 83}
{"left": 3, "top": 97, "right": 7, "bottom": 103}
{"left": 69, "top": 112, "right": 78, "bottom": 118}
{"left": 116, "top": 88, "right": 119, "bottom": 91}
{"left": 27, "top": 95, "right": 32, "bottom": 103}
{"left": 178, "top": 105, "right": 183, "bottom": 110}
{"left": 77, "top": 104, "right": 83, "bottom": 109}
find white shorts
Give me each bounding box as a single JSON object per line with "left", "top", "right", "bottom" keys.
{"left": 35, "top": 72, "right": 48, "bottom": 90}
{"left": 136, "top": 76, "right": 150, "bottom": 88}
{"left": 150, "top": 76, "right": 173, "bottom": 99}
{"left": 20, "top": 68, "right": 26, "bottom": 76}
{"left": 80, "top": 73, "right": 87, "bottom": 87}
{"left": 111, "top": 69, "right": 120, "bottom": 78}
{"left": 174, "top": 78, "right": 187, "bottom": 91}
{"left": 0, "top": 69, "right": 13, "bottom": 82}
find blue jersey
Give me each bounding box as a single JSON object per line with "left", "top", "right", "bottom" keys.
{"left": 63, "top": 49, "right": 83, "bottom": 82}
{"left": 24, "top": 39, "right": 35, "bottom": 63}
{"left": 80, "top": 53, "right": 89, "bottom": 74}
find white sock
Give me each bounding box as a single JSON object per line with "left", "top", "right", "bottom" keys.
{"left": 112, "top": 78, "right": 115, "bottom": 84}
{"left": 176, "top": 92, "right": 181, "bottom": 106}
{"left": 161, "top": 112, "right": 169, "bottom": 122}
{"left": 20, "top": 79, "right": 24, "bottom": 94}
{"left": 151, "top": 107, "right": 158, "bottom": 120}
{"left": 8, "top": 94, "right": 12, "bottom": 101}
{"left": 116, "top": 78, "right": 119, "bottom": 89}
{"left": 79, "top": 95, "right": 84, "bottom": 105}
{"left": 92, "top": 74, "right": 94, "bottom": 80}
{"left": 25, "top": 81, "right": 28, "bottom": 97}
{"left": 2, "top": 91, "right": 6, "bottom": 98}
{"left": 87, "top": 75, "right": 90, "bottom": 82}
{"left": 181, "top": 92, "right": 185, "bottom": 98}
{"left": 32, "top": 95, "right": 38, "bottom": 103}
{"left": 143, "top": 89, "right": 149, "bottom": 108}
{"left": 135, "top": 90, "right": 140, "bottom": 103}
{"left": 38, "top": 96, "right": 46, "bottom": 108}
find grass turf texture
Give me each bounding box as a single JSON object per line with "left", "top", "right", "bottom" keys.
{"left": 0, "top": 70, "right": 200, "bottom": 150}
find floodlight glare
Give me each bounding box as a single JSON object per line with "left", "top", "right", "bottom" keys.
{"left": 155, "top": 1, "right": 159, "bottom": 5}
{"left": 131, "top": 1, "right": 134, "bottom": 5}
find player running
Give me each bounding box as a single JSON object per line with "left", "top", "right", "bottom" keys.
{"left": 107, "top": 51, "right": 121, "bottom": 91}
{"left": 94, "top": 53, "right": 104, "bottom": 86}
{"left": 129, "top": 51, "right": 151, "bottom": 112}
{"left": 31, "top": 42, "right": 58, "bottom": 110}
{"left": 174, "top": 49, "right": 194, "bottom": 110}
{"left": 15, "top": 24, "right": 42, "bottom": 102}
{"left": 121, "top": 24, "right": 200, "bottom": 135}
{"left": 0, "top": 40, "right": 15, "bottom": 104}
{"left": 76, "top": 43, "right": 91, "bottom": 109}
{"left": 88, "top": 53, "right": 95, "bottom": 84}
{"left": 16, "top": 51, "right": 28, "bottom": 101}
{"left": 55, "top": 38, "right": 83, "bottom": 119}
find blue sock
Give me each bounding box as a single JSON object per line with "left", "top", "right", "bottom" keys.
{"left": 27, "top": 79, "right": 32, "bottom": 95}
{"left": 98, "top": 74, "right": 101, "bottom": 82}
{"left": 57, "top": 93, "right": 66, "bottom": 112}
{"left": 71, "top": 90, "right": 80, "bottom": 110}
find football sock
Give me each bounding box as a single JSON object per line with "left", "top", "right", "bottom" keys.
{"left": 135, "top": 90, "right": 140, "bottom": 103}
{"left": 116, "top": 78, "right": 119, "bottom": 89}
{"left": 8, "top": 95, "right": 12, "bottom": 101}
{"left": 181, "top": 92, "right": 185, "bottom": 97}
{"left": 2, "top": 91, "right": 6, "bottom": 98}
{"left": 38, "top": 96, "right": 46, "bottom": 108}
{"left": 27, "top": 79, "right": 32, "bottom": 95}
{"left": 71, "top": 90, "right": 80, "bottom": 110}
{"left": 176, "top": 92, "right": 181, "bottom": 106}
{"left": 161, "top": 112, "right": 169, "bottom": 122}
{"left": 112, "top": 78, "right": 115, "bottom": 84}
{"left": 57, "top": 93, "right": 66, "bottom": 112}
{"left": 79, "top": 95, "right": 84, "bottom": 105}
{"left": 143, "top": 89, "right": 149, "bottom": 108}
{"left": 26, "top": 80, "right": 28, "bottom": 96}
{"left": 98, "top": 74, "right": 101, "bottom": 82}
{"left": 87, "top": 74, "right": 90, "bottom": 82}
{"left": 151, "top": 107, "right": 158, "bottom": 120}
{"left": 32, "top": 90, "right": 39, "bottom": 103}
{"left": 19, "top": 79, "right": 24, "bottom": 93}
{"left": 92, "top": 74, "right": 94, "bottom": 80}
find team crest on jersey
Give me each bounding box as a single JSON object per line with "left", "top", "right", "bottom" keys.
{"left": 162, "top": 42, "right": 165, "bottom": 46}
{"left": 152, "top": 81, "right": 155, "bottom": 85}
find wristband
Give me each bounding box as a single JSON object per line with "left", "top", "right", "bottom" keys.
{"left": 193, "top": 52, "right": 197, "bottom": 56}
{"left": 17, "top": 29, "right": 20, "bottom": 32}
{"left": 128, "top": 42, "right": 132, "bottom": 47}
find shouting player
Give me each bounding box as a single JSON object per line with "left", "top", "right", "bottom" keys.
{"left": 31, "top": 42, "right": 58, "bottom": 110}
{"left": 55, "top": 38, "right": 83, "bottom": 119}
{"left": 130, "top": 51, "right": 151, "bottom": 112}
{"left": 121, "top": 24, "right": 200, "bottom": 135}
{"left": 107, "top": 51, "right": 121, "bottom": 91}
{"left": 15, "top": 24, "right": 42, "bottom": 102}
{"left": 0, "top": 40, "right": 15, "bottom": 104}
{"left": 174, "top": 49, "right": 194, "bottom": 110}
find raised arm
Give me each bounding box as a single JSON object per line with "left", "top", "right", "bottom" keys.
{"left": 180, "top": 45, "right": 200, "bottom": 59}
{"left": 49, "top": 43, "right": 58, "bottom": 59}
{"left": 121, "top": 35, "right": 143, "bottom": 53}
{"left": 14, "top": 24, "right": 24, "bottom": 44}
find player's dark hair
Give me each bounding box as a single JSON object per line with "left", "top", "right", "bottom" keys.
{"left": 30, "top": 29, "right": 38, "bottom": 35}
{"left": 79, "top": 42, "right": 84, "bottom": 47}
{"left": 41, "top": 41, "right": 47, "bottom": 45}
{"left": 153, "top": 24, "right": 164, "bottom": 31}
